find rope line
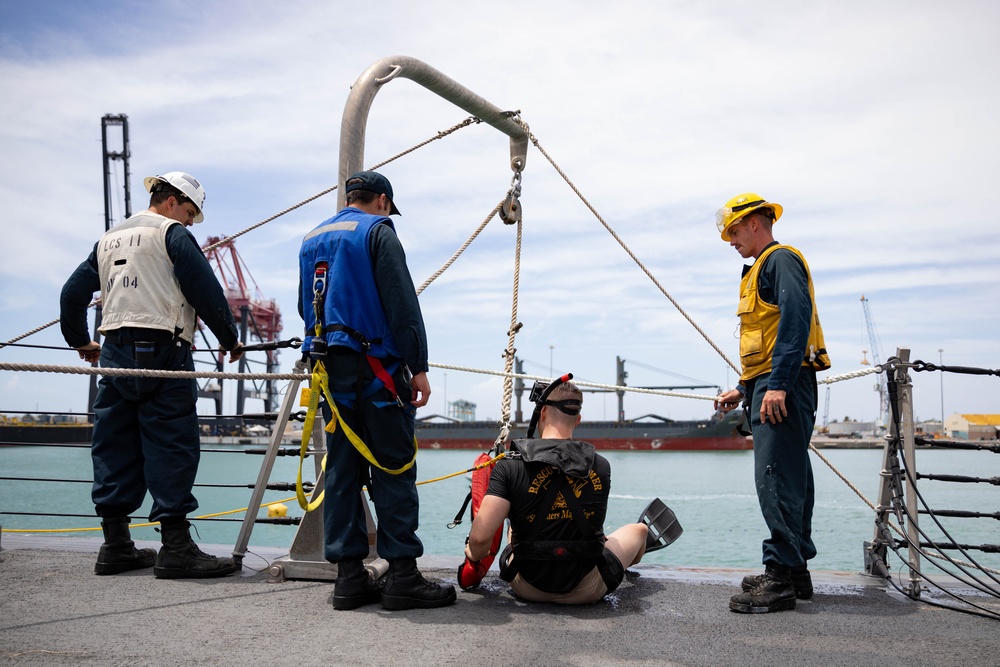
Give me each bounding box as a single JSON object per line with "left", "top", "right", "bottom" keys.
{"left": 818, "top": 367, "right": 880, "bottom": 384}
{"left": 367, "top": 116, "right": 483, "bottom": 173}
{"left": 416, "top": 201, "right": 504, "bottom": 295}
{"left": 496, "top": 219, "right": 524, "bottom": 443}
{"left": 807, "top": 444, "right": 876, "bottom": 511}
{"left": 5, "top": 118, "right": 483, "bottom": 345}
{"left": 427, "top": 361, "right": 720, "bottom": 401}
{"left": 527, "top": 133, "right": 740, "bottom": 374}
{"left": 416, "top": 452, "right": 506, "bottom": 486}
{"left": 2, "top": 300, "right": 99, "bottom": 347}
{"left": 204, "top": 116, "right": 482, "bottom": 253}
{"left": 0, "top": 358, "right": 893, "bottom": 402}
{"left": 0, "top": 361, "right": 301, "bottom": 381}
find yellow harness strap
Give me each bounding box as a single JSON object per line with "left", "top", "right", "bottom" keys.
{"left": 295, "top": 358, "right": 418, "bottom": 512}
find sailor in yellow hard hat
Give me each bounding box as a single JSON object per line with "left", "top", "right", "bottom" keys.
{"left": 712, "top": 192, "right": 830, "bottom": 615}
{"left": 715, "top": 193, "right": 783, "bottom": 242}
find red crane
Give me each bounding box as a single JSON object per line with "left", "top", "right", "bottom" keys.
{"left": 200, "top": 236, "right": 284, "bottom": 416}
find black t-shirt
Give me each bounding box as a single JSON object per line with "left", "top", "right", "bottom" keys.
{"left": 487, "top": 450, "right": 611, "bottom": 593}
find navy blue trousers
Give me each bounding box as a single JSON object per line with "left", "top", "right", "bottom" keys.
{"left": 321, "top": 366, "right": 422, "bottom": 562}
{"left": 90, "top": 334, "right": 200, "bottom": 523}
{"left": 747, "top": 369, "right": 818, "bottom": 570}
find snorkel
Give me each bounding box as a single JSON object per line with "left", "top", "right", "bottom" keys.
{"left": 525, "top": 372, "right": 574, "bottom": 439}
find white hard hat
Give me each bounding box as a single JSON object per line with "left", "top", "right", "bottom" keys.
{"left": 144, "top": 172, "right": 206, "bottom": 223}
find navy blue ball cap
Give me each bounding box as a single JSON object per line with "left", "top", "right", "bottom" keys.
{"left": 345, "top": 170, "right": 400, "bottom": 215}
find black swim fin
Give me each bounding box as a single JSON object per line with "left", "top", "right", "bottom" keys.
{"left": 639, "top": 498, "right": 682, "bottom": 552}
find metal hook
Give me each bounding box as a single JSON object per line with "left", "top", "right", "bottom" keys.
{"left": 375, "top": 65, "right": 402, "bottom": 85}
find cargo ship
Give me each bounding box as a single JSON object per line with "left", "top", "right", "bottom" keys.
{"left": 415, "top": 408, "right": 750, "bottom": 451}
{"left": 0, "top": 420, "right": 93, "bottom": 445}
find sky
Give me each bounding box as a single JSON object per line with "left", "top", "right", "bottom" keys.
{"left": 1, "top": 0, "right": 998, "bottom": 428}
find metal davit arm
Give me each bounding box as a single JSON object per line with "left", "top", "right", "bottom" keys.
{"left": 338, "top": 55, "right": 529, "bottom": 209}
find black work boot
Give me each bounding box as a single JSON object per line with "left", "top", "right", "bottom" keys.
{"left": 333, "top": 560, "right": 383, "bottom": 610}
{"left": 741, "top": 566, "right": 813, "bottom": 600}
{"left": 381, "top": 558, "right": 457, "bottom": 610}
{"left": 729, "top": 565, "right": 796, "bottom": 613}
{"left": 154, "top": 521, "right": 237, "bottom": 579}
{"left": 95, "top": 517, "right": 156, "bottom": 575}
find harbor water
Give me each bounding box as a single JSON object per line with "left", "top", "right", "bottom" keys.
{"left": 2, "top": 445, "right": 997, "bottom": 575}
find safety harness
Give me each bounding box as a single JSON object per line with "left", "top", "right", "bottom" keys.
{"left": 294, "top": 261, "right": 417, "bottom": 512}
{"left": 497, "top": 444, "right": 622, "bottom": 593}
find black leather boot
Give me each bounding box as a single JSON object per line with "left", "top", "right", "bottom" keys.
{"left": 95, "top": 517, "right": 156, "bottom": 575}
{"left": 729, "top": 565, "right": 796, "bottom": 613}
{"left": 154, "top": 520, "right": 237, "bottom": 579}
{"left": 381, "top": 558, "right": 457, "bottom": 610}
{"left": 741, "top": 566, "right": 813, "bottom": 599}
{"left": 333, "top": 560, "right": 383, "bottom": 610}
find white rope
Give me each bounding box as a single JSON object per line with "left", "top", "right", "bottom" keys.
{"left": 427, "top": 361, "right": 719, "bottom": 402}
{"left": 527, "top": 133, "right": 741, "bottom": 374}
{"left": 808, "top": 444, "right": 877, "bottom": 509}
{"left": 416, "top": 201, "right": 503, "bottom": 296}
{"left": 819, "top": 366, "right": 880, "bottom": 384}
{"left": 7, "top": 119, "right": 484, "bottom": 346}
{"left": 498, "top": 219, "right": 524, "bottom": 430}
{"left": 205, "top": 116, "right": 483, "bottom": 252}
{"left": 3, "top": 301, "right": 99, "bottom": 346}
{"left": 0, "top": 361, "right": 301, "bottom": 382}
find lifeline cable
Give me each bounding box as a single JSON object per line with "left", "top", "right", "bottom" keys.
{"left": 893, "top": 443, "right": 1000, "bottom": 594}
{"left": 871, "top": 526, "right": 1000, "bottom": 621}
{"left": 909, "top": 359, "right": 1000, "bottom": 378}
{"left": 0, "top": 476, "right": 313, "bottom": 491}
{"left": 878, "top": 359, "right": 1000, "bottom": 608}
{"left": 4, "top": 457, "right": 502, "bottom": 534}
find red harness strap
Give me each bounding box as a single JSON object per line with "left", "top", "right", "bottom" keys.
{"left": 366, "top": 355, "right": 403, "bottom": 407}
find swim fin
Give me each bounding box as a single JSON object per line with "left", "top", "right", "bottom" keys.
{"left": 638, "top": 498, "right": 682, "bottom": 552}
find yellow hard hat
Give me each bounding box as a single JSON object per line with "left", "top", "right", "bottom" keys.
{"left": 715, "top": 193, "right": 782, "bottom": 241}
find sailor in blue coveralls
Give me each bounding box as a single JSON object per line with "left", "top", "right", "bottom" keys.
{"left": 60, "top": 172, "right": 245, "bottom": 579}
{"left": 714, "top": 193, "right": 831, "bottom": 614}
{"left": 298, "top": 170, "right": 455, "bottom": 611}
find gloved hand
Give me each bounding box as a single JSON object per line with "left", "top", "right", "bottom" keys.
{"left": 457, "top": 556, "right": 490, "bottom": 590}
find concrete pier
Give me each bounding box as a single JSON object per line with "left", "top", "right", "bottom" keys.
{"left": 2, "top": 534, "right": 997, "bottom": 666}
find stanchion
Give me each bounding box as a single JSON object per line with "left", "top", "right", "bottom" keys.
{"left": 864, "top": 347, "right": 922, "bottom": 596}
{"left": 231, "top": 358, "right": 382, "bottom": 581}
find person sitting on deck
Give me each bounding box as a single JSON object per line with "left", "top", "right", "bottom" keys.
{"left": 462, "top": 382, "right": 649, "bottom": 604}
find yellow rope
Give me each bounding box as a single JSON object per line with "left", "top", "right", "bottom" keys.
{"left": 416, "top": 452, "right": 506, "bottom": 486}
{"left": 294, "top": 361, "right": 419, "bottom": 512}
{"left": 3, "top": 498, "right": 295, "bottom": 533}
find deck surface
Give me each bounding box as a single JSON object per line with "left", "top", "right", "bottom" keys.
{"left": 1, "top": 533, "right": 998, "bottom": 666}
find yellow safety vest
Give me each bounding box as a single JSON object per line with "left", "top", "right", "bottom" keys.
{"left": 737, "top": 244, "right": 831, "bottom": 383}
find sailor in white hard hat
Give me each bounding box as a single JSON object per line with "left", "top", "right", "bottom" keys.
{"left": 59, "top": 170, "right": 243, "bottom": 580}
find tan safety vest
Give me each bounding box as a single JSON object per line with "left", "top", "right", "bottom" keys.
{"left": 97, "top": 212, "right": 196, "bottom": 343}
{"left": 738, "top": 244, "right": 831, "bottom": 382}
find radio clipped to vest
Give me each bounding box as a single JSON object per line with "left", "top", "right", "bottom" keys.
{"left": 309, "top": 261, "right": 329, "bottom": 361}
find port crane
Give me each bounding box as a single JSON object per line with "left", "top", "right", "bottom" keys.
{"left": 861, "top": 295, "right": 889, "bottom": 430}
{"left": 200, "top": 236, "right": 284, "bottom": 417}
